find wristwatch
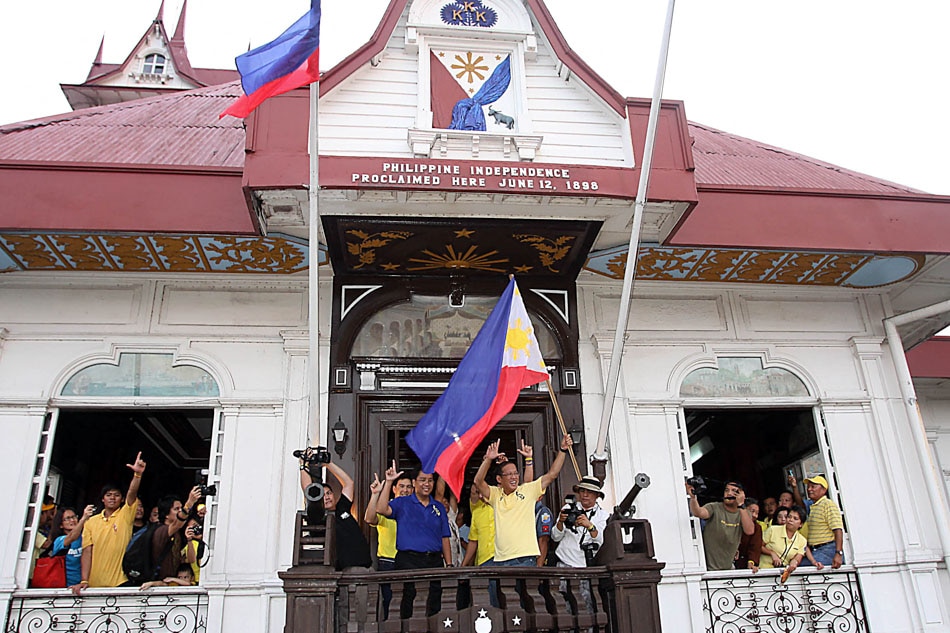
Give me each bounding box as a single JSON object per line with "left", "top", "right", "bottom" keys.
{"left": 835, "top": 550, "right": 844, "bottom": 556}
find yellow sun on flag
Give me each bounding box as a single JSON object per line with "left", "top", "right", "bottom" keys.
{"left": 505, "top": 317, "right": 533, "bottom": 362}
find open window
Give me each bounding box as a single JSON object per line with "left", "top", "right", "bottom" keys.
{"left": 685, "top": 407, "right": 823, "bottom": 509}
{"left": 19, "top": 352, "right": 222, "bottom": 588}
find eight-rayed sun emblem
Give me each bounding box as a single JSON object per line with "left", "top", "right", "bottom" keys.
{"left": 505, "top": 316, "right": 535, "bottom": 362}
{"left": 407, "top": 245, "right": 508, "bottom": 272}
{"left": 452, "top": 52, "right": 490, "bottom": 84}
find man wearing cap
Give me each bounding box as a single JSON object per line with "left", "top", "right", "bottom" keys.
{"left": 800, "top": 475, "right": 844, "bottom": 569}
{"left": 551, "top": 476, "right": 609, "bottom": 567}
{"left": 29, "top": 497, "right": 57, "bottom": 583}
{"left": 686, "top": 479, "right": 755, "bottom": 571}
{"left": 552, "top": 476, "right": 610, "bottom": 614}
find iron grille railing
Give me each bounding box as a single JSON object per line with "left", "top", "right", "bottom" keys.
{"left": 701, "top": 568, "right": 867, "bottom": 633}
{"left": 5, "top": 587, "right": 208, "bottom": 633}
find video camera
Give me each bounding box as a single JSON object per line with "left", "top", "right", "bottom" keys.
{"left": 294, "top": 448, "right": 328, "bottom": 524}
{"left": 685, "top": 475, "right": 729, "bottom": 499}
{"left": 685, "top": 475, "right": 708, "bottom": 496}
{"left": 293, "top": 446, "right": 332, "bottom": 468}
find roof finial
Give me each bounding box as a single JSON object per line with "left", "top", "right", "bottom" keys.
{"left": 155, "top": 0, "right": 165, "bottom": 23}
{"left": 172, "top": 0, "right": 188, "bottom": 42}
{"left": 92, "top": 36, "right": 105, "bottom": 66}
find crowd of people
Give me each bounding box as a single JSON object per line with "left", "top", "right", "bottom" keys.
{"left": 31, "top": 451, "right": 211, "bottom": 592}
{"left": 299, "top": 433, "right": 616, "bottom": 617}
{"left": 686, "top": 473, "right": 845, "bottom": 579}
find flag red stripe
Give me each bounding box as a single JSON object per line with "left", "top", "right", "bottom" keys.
{"left": 429, "top": 50, "right": 469, "bottom": 129}
{"left": 434, "top": 365, "right": 549, "bottom": 496}
{"left": 221, "top": 49, "right": 320, "bottom": 119}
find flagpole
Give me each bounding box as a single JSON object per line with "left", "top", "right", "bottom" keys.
{"left": 591, "top": 0, "right": 677, "bottom": 476}
{"left": 307, "top": 80, "right": 321, "bottom": 444}
{"left": 546, "top": 378, "right": 582, "bottom": 481}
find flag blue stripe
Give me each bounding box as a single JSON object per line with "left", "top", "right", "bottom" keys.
{"left": 407, "top": 279, "right": 516, "bottom": 472}
{"left": 235, "top": 0, "right": 321, "bottom": 96}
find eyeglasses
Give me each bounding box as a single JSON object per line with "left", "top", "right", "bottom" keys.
{"left": 62, "top": 515, "right": 78, "bottom": 521}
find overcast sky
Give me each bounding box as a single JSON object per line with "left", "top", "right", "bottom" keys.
{"left": 2, "top": 1, "right": 949, "bottom": 195}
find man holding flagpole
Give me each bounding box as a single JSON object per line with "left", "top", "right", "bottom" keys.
{"left": 474, "top": 435, "right": 572, "bottom": 567}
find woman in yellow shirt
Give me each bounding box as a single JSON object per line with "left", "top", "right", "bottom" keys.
{"left": 760, "top": 507, "right": 823, "bottom": 578}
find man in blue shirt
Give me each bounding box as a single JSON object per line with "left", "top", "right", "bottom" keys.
{"left": 377, "top": 461, "right": 452, "bottom": 618}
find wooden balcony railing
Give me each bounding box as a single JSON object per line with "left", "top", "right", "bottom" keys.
{"left": 282, "top": 512, "right": 665, "bottom": 633}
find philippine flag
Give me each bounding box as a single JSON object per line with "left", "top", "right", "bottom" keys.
{"left": 407, "top": 278, "right": 548, "bottom": 497}
{"left": 220, "top": 0, "right": 321, "bottom": 119}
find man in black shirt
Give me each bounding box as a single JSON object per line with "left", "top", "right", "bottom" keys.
{"left": 299, "top": 452, "right": 371, "bottom": 570}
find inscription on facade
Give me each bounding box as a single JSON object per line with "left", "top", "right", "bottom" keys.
{"left": 349, "top": 161, "right": 600, "bottom": 193}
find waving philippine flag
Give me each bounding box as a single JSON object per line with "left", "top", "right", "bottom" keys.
{"left": 220, "top": 0, "right": 321, "bottom": 119}
{"left": 407, "top": 278, "right": 548, "bottom": 497}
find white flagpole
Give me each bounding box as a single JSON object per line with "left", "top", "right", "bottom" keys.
{"left": 591, "top": 0, "right": 677, "bottom": 471}
{"left": 307, "top": 80, "right": 321, "bottom": 443}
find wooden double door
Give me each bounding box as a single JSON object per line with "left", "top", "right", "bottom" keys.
{"left": 355, "top": 395, "right": 568, "bottom": 509}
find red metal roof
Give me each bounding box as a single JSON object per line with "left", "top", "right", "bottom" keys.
{"left": 0, "top": 83, "right": 245, "bottom": 169}
{"left": 907, "top": 337, "right": 950, "bottom": 378}
{"left": 688, "top": 122, "right": 921, "bottom": 194}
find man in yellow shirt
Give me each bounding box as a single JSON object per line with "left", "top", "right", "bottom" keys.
{"left": 474, "top": 434, "right": 571, "bottom": 566}
{"left": 75, "top": 451, "right": 146, "bottom": 592}
{"left": 800, "top": 475, "right": 844, "bottom": 569}
{"left": 462, "top": 485, "right": 495, "bottom": 566}
{"left": 364, "top": 472, "right": 412, "bottom": 617}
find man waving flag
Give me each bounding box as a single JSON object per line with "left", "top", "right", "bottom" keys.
{"left": 407, "top": 277, "right": 548, "bottom": 497}
{"left": 221, "top": 0, "right": 321, "bottom": 119}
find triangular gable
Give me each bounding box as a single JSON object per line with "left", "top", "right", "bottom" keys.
{"left": 310, "top": 0, "right": 632, "bottom": 166}
{"left": 84, "top": 8, "right": 200, "bottom": 90}
{"left": 321, "top": 0, "right": 625, "bottom": 116}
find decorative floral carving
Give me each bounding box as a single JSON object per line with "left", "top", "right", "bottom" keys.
{"left": 513, "top": 234, "right": 574, "bottom": 273}
{"left": 345, "top": 230, "right": 412, "bottom": 270}
{"left": 0, "top": 234, "right": 309, "bottom": 274}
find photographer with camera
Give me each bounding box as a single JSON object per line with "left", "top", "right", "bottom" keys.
{"left": 182, "top": 518, "right": 204, "bottom": 583}
{"left": 298, "top": 446, "right": 372, "bottom": 570}
{"left": 151, "top": 486, "right": 203, "bottom": 582}
{"left": 685, "top": 479, "right": 755, "bottom": 571}
{"left": 551, "top": 476, "right": 609, "bottom": 613}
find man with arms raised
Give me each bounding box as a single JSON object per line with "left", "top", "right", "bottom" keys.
{"left": 685, "top": 479, "right": 755, "bottom": 571}
{"left": 474, "top": 434, "right": 572, "bottom": 566}
{"left": 76, "top": 451, "right": 147, "bottom": 592}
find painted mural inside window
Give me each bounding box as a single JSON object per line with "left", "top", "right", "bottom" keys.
{"left": 62, "top": 353, "right": 219, "bottom": 397}
{"left": 353, "top": 294, "right": 559, "bottom": 359}
{"left": 680, "top": 357, "right": 808, "bottom": 398}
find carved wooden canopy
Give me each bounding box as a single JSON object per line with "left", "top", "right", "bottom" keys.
{"left": 322, "top": 216, "right": 602, "bottom": 280}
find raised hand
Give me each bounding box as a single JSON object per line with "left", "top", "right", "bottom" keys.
{"left": 126, "top": 451, "right": 146, "bottom": 475}
{"left": 735, "top": 488, "right": 747, "bottom": 507}
{"left": 559, "top": 434, "right": 573, "bottom": 452}
{"left": 369, "top": 473, "right": 383, "bottom": 494}
{"left": 516, "top": 439, "right": 533, "bottom": 459}
{"left": 384, "top": 460, "right": 404, "bottom": 482}
{"left": 82, "top": 504, "right": 95, "bottom": 520}
{"left": 484, "top": 439, "right": 503, "bottom": 462}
